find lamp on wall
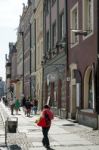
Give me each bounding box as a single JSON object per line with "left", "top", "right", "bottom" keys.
{"left": 72, "top": 29, "right": 88, "bottom": 36}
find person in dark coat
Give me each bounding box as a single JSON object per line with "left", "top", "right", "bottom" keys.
{"left": 25, "top": 99, "right": 32, "bottom": 117}
{"left": 21, "top": 96, "right": 26, "bottom": 115}
{"left": 33, "top": 99, "right": 38, "bottom": 115}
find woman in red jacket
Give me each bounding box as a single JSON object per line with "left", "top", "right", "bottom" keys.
{"left": 38, "top": 105, "right": 54, "bottom": 149}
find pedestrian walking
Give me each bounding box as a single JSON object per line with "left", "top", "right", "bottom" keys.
{"left": 21, "top": 96, "right": 27, "bottom": 115}
{"left": 15, "top": 98, "right": 20, "bottom": 115}
{"left": 33, "top": 99, "right": 38, "bottom": 115}
{"left": 25, "top": 98, "right": 32, "bottom": 117}
{"left": 9, "top": 98, "right": 15, "bottom": 115}
{"left": 36, "top": 104, "right": 54, "bottom": 149}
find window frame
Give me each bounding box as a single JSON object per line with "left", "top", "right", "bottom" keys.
{"left": 52, "top": 21, "right": 56, "bottom": 48}
{"left": 46, "top": 0, "right": 50, "bottom": 15}
{"left": 59, "top": 11, "right": 64, "bottom": 41}
{"left": 83, "top": 0, "right": 94, "bottom": 40}
{"left": 70, "top": 3, "right": 79, "bottom": 48}
{"left": 51, "top": 0, "right": 56, "bottom": 7}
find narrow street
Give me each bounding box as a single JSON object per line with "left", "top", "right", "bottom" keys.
{"left": 0, "top": 101, "right": 99, "bottom": 150}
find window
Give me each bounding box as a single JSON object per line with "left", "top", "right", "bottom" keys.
{"left": 51, "top": 0, "right": 56, "bottom": 6}
{"left": 88, "top": 71, "right": 93, "bottom": 109}
{"left": 70, "top": 3, "right": 79, "bottom": 47}
{"left": 46, "top": 31, "right": 50, "bottom": 51}
{"left": 60, "top": 12, "right": 64, "bottom": 40}
{"left": 83, "top": 0, "right": 93, "bottom": 36}
{"left": 52, "top": 22, "right": 56, "bottom": 48}
{"left": 40, "top": 11, "right": 43, "bottom": 31}
{"left": 46, "top": 0, "right": 50, "bottom": 14}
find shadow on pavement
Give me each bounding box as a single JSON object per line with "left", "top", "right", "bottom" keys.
{"left": 62, "top": 123, "right": 75, "bottom": 126}
{"left": 8, "top": 144, "right": 22, "bottom": 150}
{"left": 47, "top": 148, "right": 55, "bottom": 150}
{"left": 0, "top": 144, "right": 7, "bottom": 147}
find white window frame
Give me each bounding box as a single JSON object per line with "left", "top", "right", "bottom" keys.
{"left": 60, "top": 11, "right": 64, "bottom": 40}
{"left": 52, "top": 21, "right": 56, "bottom": 48}
{"left": 83, "top": 0, "right": 94, "bottom": 40}
{"left": 70, "top": 3, "right": 79, "bottom": 48}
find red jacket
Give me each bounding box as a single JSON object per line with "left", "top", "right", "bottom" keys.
{"left": 41, "top": 108, "right": 54, "bottom": 127}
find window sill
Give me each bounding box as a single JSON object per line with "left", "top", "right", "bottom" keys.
{"left": 80, "top": 109, "right": 94, "bottom": 113}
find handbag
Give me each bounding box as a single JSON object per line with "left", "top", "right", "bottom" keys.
{"left": 37, "top": 117, "right": 46, "bottom": 127}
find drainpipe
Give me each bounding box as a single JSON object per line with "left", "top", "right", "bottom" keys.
{"left": 21, "top": 32, "right": 24, "bottom": 95}
{"left": 30, "top": 23, "right": 32, "bottom": 98}
{"left": 49, "top": 0, "right": 51, "bottom": 51}
{"left": 41, "top": 0, "right": 46, "bottom": 109}
{"left": 34, "top": 19, "right": 36, "bottom": 72}
{"left": 64, "top": 0, "right": 69, "bottom": 118}
{"left": 57, "top": 0, "right": 59, "bottom": 42}
{"left": 96, "top": 0, "right": 99, "bottom": 129}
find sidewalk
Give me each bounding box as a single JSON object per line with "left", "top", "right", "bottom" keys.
{"left": 0, "top": 101, "right": 99, "bottom": 150}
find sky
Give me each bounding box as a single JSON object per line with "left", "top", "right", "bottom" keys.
{"left": 0, "top": 0, "right": 27, "bottom": 81}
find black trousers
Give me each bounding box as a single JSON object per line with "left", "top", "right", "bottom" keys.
{"left": 11, "top": 104, "right": 14, "bottom": 115}
{"left": 42, "top": 127, "right": 50, "bottom": 147}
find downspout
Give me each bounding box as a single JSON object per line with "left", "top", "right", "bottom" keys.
{"left": 49, "top": 0, "right": 51, "bottom": 51}
{"left": 34, "top": 19, "right": 36, "bottom": 72}
{"left": 41, "top": 0, "right": 46, "bottom": 109}
{"left": 57, "top": 0, "right": 59, "bottom": 42}
{"left": 96, "top": 0, "right": 99, "bottom": 129}
{"left": 64, "top": 0, "right": 69, "bottom": 118}
{"left": 22, "top": 32, "right": 24, "bottom": 95}
{"left": 30, "top": 23, "right": 32, "bottom": 98}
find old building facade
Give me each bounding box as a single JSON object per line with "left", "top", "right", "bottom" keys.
{"left": 19, "top": 2, "right": 33, "bottom": 97}
{"left": 43, "top": 0, "right": 67, "bottom": 118}
{"left": 34, "top": 0, "right": 44, "bottom": 110}
{"left": 5, "top": 43, "right": 17, "bottom": 101}
{"left": 5, "top": 0, "right": 99, "bottom": 129}
{"left": 67, "top": 0, "right": 98, "bottom": 128}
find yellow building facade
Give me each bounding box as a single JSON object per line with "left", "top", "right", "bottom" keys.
{"left": 35, "top": 0, "right": 44, "bottom": 110}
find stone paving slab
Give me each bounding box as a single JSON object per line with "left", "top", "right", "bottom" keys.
{"left": 0, "top": 148, "right": 8, "bottom": 150}
{"left": 49, "top": 145, "right": 99, "bottom": 150}
{"left": 1, "top": 102, "right": 99, "bottom": 150}
{"left": 49, "top": 125, "right": 69, "bottom": 134}
{"left": 29, "top": 147, "right": 46, "bottom": 150}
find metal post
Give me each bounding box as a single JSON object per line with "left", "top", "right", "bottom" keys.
{"left": 5, "top": 121, "right": 7, "bottom": 146}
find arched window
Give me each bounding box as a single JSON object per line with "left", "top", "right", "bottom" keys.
{"left": 88, "top": 71, "right": 93, "bottom": 109}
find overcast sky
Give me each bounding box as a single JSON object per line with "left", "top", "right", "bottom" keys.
{"left": 0, "top": 0, "right": 27, "bottom": 81}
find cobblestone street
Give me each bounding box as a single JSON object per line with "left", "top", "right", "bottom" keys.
{"left": 0, "top": 101, "right": 99, "bottom": 150}
{"left": 62, "top": 121, "right": 99, "bottom": 145}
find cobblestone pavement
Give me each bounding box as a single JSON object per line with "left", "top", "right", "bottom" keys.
{"left": 61, "top": 121, "right": 99, "bottom": 145}
{"left": 0, "top": 108, "right": 8, "bottom": 150}
{"left": 0, "top": 101, "right": 99, "bottom": 150}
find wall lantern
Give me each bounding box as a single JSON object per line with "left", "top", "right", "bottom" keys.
{"left": 72, "top": 29, "right": 88, "bottom": 36}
